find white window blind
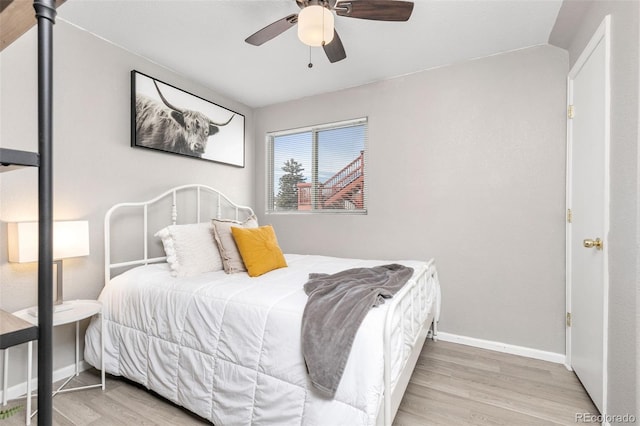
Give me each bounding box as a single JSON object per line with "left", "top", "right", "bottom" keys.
{"left": 267, "top": 118, "right": 367, "bottom": 214}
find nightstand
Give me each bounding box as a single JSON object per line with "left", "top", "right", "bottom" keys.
{"left": 4, "top": 300, "right": 104, "bottom": 425}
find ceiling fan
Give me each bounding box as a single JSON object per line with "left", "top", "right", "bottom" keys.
{"left": 245, "top": 0, "right": 414, "bottom": 64}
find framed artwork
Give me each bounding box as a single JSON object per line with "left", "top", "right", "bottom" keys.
{"left": 131, "top": 70, "right": 245, "bottom": 167}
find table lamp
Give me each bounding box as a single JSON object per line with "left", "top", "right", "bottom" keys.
{"left": 8, "top": 221, "right": 90, "bottom": 313}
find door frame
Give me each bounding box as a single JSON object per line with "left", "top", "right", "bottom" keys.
{"left": 565, "top": 15, "right": 610, "bottom": 414}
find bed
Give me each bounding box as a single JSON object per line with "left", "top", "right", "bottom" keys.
{"left": 84, "top": 184, "right": 440, "bottom": 425}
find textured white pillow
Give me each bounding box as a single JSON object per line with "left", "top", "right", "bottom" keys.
{"left": 154, "top": 223, "right": 223, "bottom": 277}
{"left": 211, "top": 215, "right": 259, "bottom": 274}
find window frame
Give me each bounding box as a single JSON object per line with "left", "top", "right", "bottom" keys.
{"left": 266, "top": 117, "right": 368, "bottom": 215}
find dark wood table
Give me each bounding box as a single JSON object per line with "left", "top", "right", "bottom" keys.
{"left": 0, "top": 309, "right": 38, "bottom": 350}
{"left": 1, "top": 309, "right": 38, "bottom": 410}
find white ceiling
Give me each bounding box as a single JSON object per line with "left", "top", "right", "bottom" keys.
{"left": 57, "top": 0, "right": 563, "bottom": 108}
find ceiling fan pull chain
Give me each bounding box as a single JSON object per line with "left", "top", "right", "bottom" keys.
{"left": 308, "top": 46, "right": 313, "bottom": 68}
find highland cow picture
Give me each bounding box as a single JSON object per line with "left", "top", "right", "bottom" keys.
{"left": 131, "top": 70, "right": 245, "bottom": 167}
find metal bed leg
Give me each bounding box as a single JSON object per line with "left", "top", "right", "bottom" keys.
{"left": 101, "top": 313, "right": 105, "bottom": 390}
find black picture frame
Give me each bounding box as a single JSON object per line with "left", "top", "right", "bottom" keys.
{"left": 131, "top": 70, "right": 245, "bottom": 167}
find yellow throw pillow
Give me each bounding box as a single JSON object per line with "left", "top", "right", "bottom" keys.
{"left": 231, "top": 225, "right": 287, "bottom": 277}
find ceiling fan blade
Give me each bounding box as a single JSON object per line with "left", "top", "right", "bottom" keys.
{"left": 245, "top": 14, "right": 298, "bottom": 46}
{"left": 334, "top": 0, "right": 414, "bottom": 21}
{"left": 323, "top": 30, "right": 346, "bottom": 63}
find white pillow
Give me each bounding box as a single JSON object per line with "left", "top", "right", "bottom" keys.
{"left": 154, "top": 223, "right": 223, "bottom": 277}
{"left": 211, "top": 215, "right": 259, "bottom": 274}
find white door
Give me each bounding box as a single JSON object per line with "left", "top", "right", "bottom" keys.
{"left": 566, "top": 16, "right": 610, "bottom": 414}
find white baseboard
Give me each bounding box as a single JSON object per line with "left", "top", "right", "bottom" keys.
{"left": 437, "top": 332, "right": 566, "bottom": 364}
{"left": 1, "top": 361, "right": 93, "bottom": 403}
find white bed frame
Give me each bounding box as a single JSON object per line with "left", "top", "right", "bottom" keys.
{"left": 103, "top": 184, "right": 439, "bottom": 426}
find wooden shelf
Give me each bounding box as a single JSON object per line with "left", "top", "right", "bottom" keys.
{"left": 0, "top": 309, "right": 38, "bottom": 350}
{"left": 0, "top": 148, "right": 39, "bottom": 173}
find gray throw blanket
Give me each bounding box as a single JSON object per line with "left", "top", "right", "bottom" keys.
{"left": 301, "top": 264, "right": 414, "bottom": 398}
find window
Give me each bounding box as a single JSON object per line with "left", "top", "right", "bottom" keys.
{"left": 267, "top": 118, "right": 367, "bottom": 214}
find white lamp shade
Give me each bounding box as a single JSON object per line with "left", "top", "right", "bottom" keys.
{"left": 298, "top": 5, "right": 334, "bottom": 47}
{"left": 8, "top": 221, "right": 90, "bottom": 263}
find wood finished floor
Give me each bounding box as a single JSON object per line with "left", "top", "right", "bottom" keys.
{"left": 3, "top": 341, "right": 597, "bottom": 425}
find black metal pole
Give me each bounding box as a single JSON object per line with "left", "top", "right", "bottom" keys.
{"left": 33, "top": 1, "right": 56, "bottom": 425}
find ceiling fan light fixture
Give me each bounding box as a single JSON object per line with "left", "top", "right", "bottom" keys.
{"left": 298, "top": 5, "right": 334, "bottom": 47}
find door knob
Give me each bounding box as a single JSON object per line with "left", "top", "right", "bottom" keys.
{"left": 583, "top": 238, "right": 603, "bottom": 250}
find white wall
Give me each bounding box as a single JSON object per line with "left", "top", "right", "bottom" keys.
{"left": 0, "top": 21, "right": 254, "bottom": 390}
{"left": 550, "top": 0, "right": 639, "bottom": 418}
{"left": 255, "top": 45, "right": 569, "bottom": 354}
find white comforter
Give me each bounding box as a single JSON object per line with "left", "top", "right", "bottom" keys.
{"left": 84, "top": 254, "right": 433, "bottom": 425}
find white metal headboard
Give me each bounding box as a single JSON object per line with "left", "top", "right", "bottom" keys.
{"left": 104, "top": 184, "right": 254, "bottom": 284}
